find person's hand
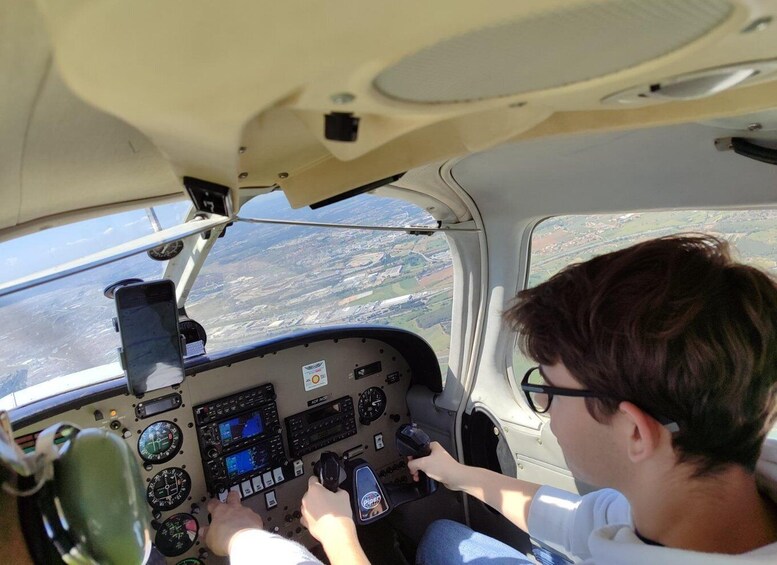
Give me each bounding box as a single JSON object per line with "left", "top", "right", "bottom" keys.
{"left": 199, "top": 491, "right": 264, "bottom": 556}
{"left": 300, "top": 476, "right": 357, "bottom": 544}
{"left": 406, "top": 441, "right": 462, "bottom": 489}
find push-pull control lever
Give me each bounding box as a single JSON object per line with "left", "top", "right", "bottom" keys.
{"left": 396, "top": 423, "right": 438, "bottom": 495}
{"left": 313, "top": 451, "right": 346, "bottom": 492}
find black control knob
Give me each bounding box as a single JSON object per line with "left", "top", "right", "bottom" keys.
{"left": 109, "top": 420, "right": 121, "bottom": 430}
{"left": 314, "top": 452, "right": 345, "bottom": 493}
{"left": 207, "top": 448, "right": 219, "bottom": 459}
{"left": 151, "top": 520, "right": 161, "bottom": 531}
{"left": 293, "top": 510, "right": 301, "bottom": 519}
{"left": 152, "top": 510, "right": 162, "bottom": 521}
{"left": 390, "top": 414, "right": 401, "bottom": 423}
{"left": 396, "top": 423, "right": 437, "bottom": 495}
{"left": 191, "top": 504, "right": 200, "bottom": 515}
{"left": 285, "top": 514, "right": 293, "bottom": 523}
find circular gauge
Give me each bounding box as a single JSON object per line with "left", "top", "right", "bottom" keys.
{"left": 155, "top": 513, "right": 198, "bottom": 557}
{"left": 147, "top": 467, "right": 191, "bottom": 511}
{"left": 358, "top": 386, "right": 387, "bottom": 425}
{"left": 179, "top": 317, "right": 207, "bottom": 346}
{"left": 176, "top": 559, "right": 204, "bottom": 565}
{"left": 138, "top": 421, "right": 182, "bottom": 464}
{"left": 147, "top": 240, "right": 185, "bottom": 261}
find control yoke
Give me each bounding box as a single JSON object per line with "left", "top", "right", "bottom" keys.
{"left": 313, "top": 451, "right": 346, "bottom": 492}
{"left": 312, "top": 423, "right": 436, "bottom": 526}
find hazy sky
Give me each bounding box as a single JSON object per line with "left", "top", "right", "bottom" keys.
{"left": 0, "top": 192, "right": 423, "bottom": 286}
{"left": 0, "top": 201, "right": 192, "bottom": 285}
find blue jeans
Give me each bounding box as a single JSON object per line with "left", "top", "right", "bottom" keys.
{"left": 415, "top": 519, "right": 533, "bottom": 564}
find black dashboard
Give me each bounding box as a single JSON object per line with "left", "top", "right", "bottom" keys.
{"left": 10, "top": 326, "right": 442, "bottom": 564}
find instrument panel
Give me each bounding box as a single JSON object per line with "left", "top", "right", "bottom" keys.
{"left": 11, "top": 328, "right": 440, "bottom": 564}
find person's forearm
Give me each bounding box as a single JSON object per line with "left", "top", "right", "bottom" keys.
{"left": 449, "top": 463, "right": 541, "bottom": 532}
{"left": 320, "top": 522, "right": 370, "bottom": 565}
{"left": 229, "top": 528, "right": 323, "bottom": 564}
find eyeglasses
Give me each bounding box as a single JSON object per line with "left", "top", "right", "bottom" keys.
{"left": 521, "top": 366, "right": 679, "bottom": 432}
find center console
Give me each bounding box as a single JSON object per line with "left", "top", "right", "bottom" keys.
{"left": 194, "top": 384, "right": 304, "bottom": 500}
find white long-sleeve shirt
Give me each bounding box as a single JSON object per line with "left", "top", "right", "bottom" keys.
{"left": 527, "top": 439, "right": 777, "bottom": 564}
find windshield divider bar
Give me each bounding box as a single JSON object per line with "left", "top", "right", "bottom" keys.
{"left": 235, "top": 216, "right": 479, "bottom": 234}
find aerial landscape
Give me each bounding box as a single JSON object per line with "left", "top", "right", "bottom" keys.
{"left": 2, "top": 201, "right": 776, "bottom": 402}
{"left": 0, "top": 194, "right": 454, "bottom": 399}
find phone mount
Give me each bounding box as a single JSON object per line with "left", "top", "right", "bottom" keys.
{"left": 103, "top": 278, "right": 144, "bottom": 300}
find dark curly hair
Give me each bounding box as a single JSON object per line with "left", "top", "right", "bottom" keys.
{"left": 505, "top": 234, "right": 777, "bottom": 476}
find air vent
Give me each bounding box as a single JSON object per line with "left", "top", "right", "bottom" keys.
{"left": 373, "top": 0, "right": 732, "bottom": 104}
{"left": 603, "top": 60, "right": 777, "bottom": 105}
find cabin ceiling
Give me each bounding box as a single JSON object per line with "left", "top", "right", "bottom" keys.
{"left": 3, "top": 0, "right": 777, "bottom": 240}
{"left": 453, "top": 121, "right": 777, "bottom": 223}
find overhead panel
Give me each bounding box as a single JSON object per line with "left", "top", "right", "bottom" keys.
{"left": 373, "top": 0, "right": 733, "bottom": 103}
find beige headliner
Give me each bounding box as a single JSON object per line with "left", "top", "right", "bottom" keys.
{"left": 3, "top": 0, "right": 777, "bottom": 240}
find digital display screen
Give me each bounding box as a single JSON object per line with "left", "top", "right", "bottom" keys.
{"left": 218, "top": 411, "right": 264, "bottom": 446}
{"left": 144, "top": 396, "right": 177, "bottom": 417}
{"left": 308, "top": 402, "right": 341, "bottom": 425}
{"left": 116, "top": 281, "right": 184, "bottom": 395}
{"left": 225, "top": 445, "right": 270, "bottom": 479}
{"left": 309, "top": 422, "right": 345, "bottom": 444}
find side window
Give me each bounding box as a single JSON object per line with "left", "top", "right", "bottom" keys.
{"left": 514, "top": 210, "right": 777, "bottom": 438}
{"left": 528, "top": 211, "right": 777, "bottom": 289}
{"left": 186, "top": 192, "right": 453, "bottom": 380}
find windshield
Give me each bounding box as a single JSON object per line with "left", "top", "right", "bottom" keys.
{"left": 0, "top": 201, "right": 190, "bottom": 406}
{"left": 186, "top": 192, "right": 453, "bottom": 375}
{"left": 0, "top": 192, "right": 455, "bottom": 408}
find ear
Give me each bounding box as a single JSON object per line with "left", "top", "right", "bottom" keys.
{"left": 617, "top": 401, "right": 665, "bottom": 463}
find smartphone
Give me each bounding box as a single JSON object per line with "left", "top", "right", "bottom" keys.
{"left": 114, "top": 279, "right": 185, "bottom": 395}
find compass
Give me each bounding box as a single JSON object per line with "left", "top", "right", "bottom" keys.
{"left": 147, "top": 240, "right": 184, "bottom": 261}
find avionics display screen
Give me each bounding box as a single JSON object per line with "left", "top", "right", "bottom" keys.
{"left": 309, "top": 422, "right": 345, "bottom": 444}
{"left": 225, "top": 445, "right": 270, "bottom": 479}
{"left": 218, "top": 411, "right": 264, "bottom": 447}
{"left": 307, "top": 401, "right": 342, "bottom": 424}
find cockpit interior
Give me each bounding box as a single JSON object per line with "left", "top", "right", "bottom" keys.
{"left": 3, "top": 1, "right": 777, "bottom": 563}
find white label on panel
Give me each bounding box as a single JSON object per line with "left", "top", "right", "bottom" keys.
{"left": 303, "top": 360, "right": 328, "bottom": 392}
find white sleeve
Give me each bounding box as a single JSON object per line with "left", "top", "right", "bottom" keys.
{"left": 527, "top": 486, "right": 631, "bottom": 561}
{"left": 229, "top": 529, "right": 324, "bottom": 565}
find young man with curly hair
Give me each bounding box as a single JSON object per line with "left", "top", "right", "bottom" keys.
{"left": 411, "top": 234, "right": 777, "bottom": 564}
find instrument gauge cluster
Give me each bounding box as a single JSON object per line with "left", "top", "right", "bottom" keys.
{"left": 138, "top": 420, "right": 183, "bottom": 464}
{"left": 146, "top": 467, "right": 191, "bottom": 511}
{"left": 358, "top": 386, "right": 387, "bottom": 425}
{"left": 155, "top": 513, "right": 199, "bottom": 557}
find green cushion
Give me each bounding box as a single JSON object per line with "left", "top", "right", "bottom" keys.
{"left": 56, "top": 428, "right": 151, "bottom": 565}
